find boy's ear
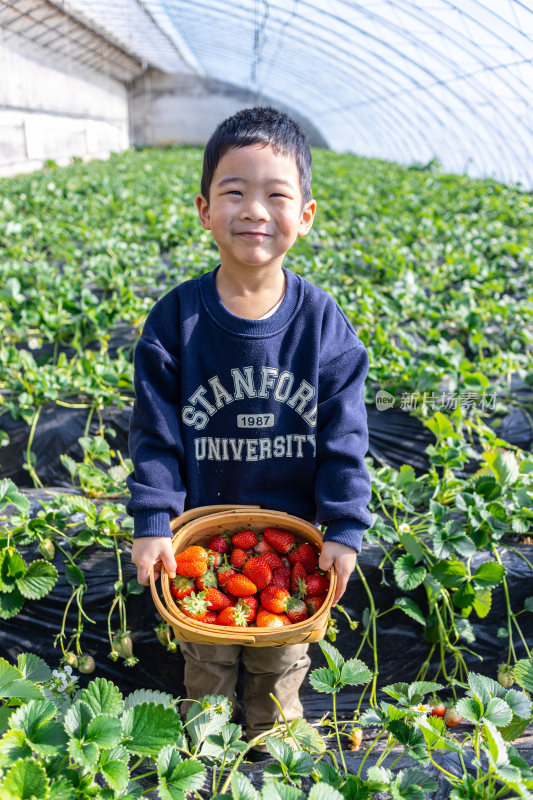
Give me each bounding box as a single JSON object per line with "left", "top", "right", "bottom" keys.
{"left": 195, "top": 193, "right": 211, "bottom": 230}
{"left": 298, "top": 198, "right": 317, "bottom": 237}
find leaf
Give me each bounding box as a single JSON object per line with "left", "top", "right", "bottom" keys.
{"left": 0, "top": 589, "right": 25, "bottom": 619}
{"left": 262, "top": 783, "right": 306, "bottom": 800}
{"left": 340, "top": 658, "right": 372, "bottom": 686}
{"left": 524, "top": 597, "right": 533, "bottom": 612}
{"left": 499, "top": 716, "right": 532, "bottom": 742}
{"left": 467, "top": 673, "right": 493, "bottom": 707}
{"left": 483, "top": 719, "right": 509, "bottom": 768}
{"left": 513, "top": 657, "right": 533, "bottom": 692}
{"left": 157, "top": 745, "right": 206, "bottom": 800}
{"left": 451, "top": 582, "right": 475, "bottom": 609}
{"left": 484, "top": 698, "right": 513, "bottom": 727}
{"left": 86, "top": 714, "right": 122, "bottom": 748}
{"left": 9, "top": 699, "right": 66, "bottom": 756}
{"left": 0, "top": 757, "right": 49, "bottom": 800}
{"left": 185, "top": 698, "right": 231, "bottom": 750}
{"left": 67, "top": 737, "right": 99, "bottom": 769}
{"left": 124, "top": 688, "right": 175, "bottom": 709}
{"left": 430, "top": 560, "right": 466, "bottom": 589}
{"left": 503, "top": 689, "right": 532, "bottom": 719}
{"left": 394, "top": 555, "right": 426, "bottom": 591}
{"left": 0, "top": 479, "right": 30, "bottom": 515}
{"left": 64, "top": 564, "right": 86, "bottom": 588}
{"left": 472, "top": 588, "right": 492, "bottom": 618}
{"left": 230, "top": 772, "right": 259, "bottom": 800}
{"left": 394, "top": 597, "right": 426, "bottom": 626}
{"left": 407, "top": 681, "right": 442, "bottom": 700}
{"left": 473, "top": 562, "right": 506, "bottom": 588}
{"left": 289, "top": 749, "right": 315, "bottom": 776}
{"left": 126, "top": 579, "right": 146, "bottom": 595}
{"left": 286, "top": 718, "right": 326, "bottom": 753}
{"left": 0, "top": 729, "right": 32, "bottom": 766}
{"left": 265, "top": 735, "right": 294, "bottom": 765}
{"left": 456, "top": 696, "right": 483, "bottom": 723}
{"left": 16, "top": 653, "right": 51, "bottom": 684}
{"left": 47, "top": 777, "right": 75, "bottom": 800}
{"left": 0, "top": 658, "right": 44, "bottom": 700}
{"left": 309, "top": 667, "right": 339, "bottom": 694}
{"left": 16, "top": 560, "right": 58, "bottom": 600}
{"left": 366, "top": 765, "right": 392, "bottom": 788}
{"left": 99, "top": 756, "right": 130, "bottom": 793}
{"left": 308, "top": 784, "right": 345, "bottom": 800}
{"left": 122, "top": 702, "right": 185, "bottom": 757}
{"left": 398, "top": 532, "right": 424, "bottom": 562}
{"left": 483, "top": 450, "right": 520, "bottom": 487}
{"left": 318, "top": 640, "right": 344, "bottom": 676}
{"left": 398, "top": 767, "right": 437, "bottom": 793}
{"left": 81, "top": 678, "right": 124, "bottom": 717}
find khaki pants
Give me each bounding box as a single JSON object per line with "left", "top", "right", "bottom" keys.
{"left": 179, "top": 641, "right": 311, "bottom": 744}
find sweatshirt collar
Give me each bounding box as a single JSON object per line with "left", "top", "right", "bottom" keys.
{"left": 199, "top": 265, "right": 303, "bottom": 337}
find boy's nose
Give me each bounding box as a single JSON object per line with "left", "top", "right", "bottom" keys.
{"left": 240, "top": 198, "right": 269, "bottom": 221}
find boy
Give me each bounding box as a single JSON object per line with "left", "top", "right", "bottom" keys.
{"left": 127, "top": 106, "right": 373, "bottom": 758}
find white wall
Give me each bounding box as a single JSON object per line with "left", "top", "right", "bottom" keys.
{"left": 0, "top": 37, "right": 129, "bottom": 177}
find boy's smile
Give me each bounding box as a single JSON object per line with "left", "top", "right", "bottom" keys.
{"left": 195, "top": 143, "right": 316, "bottom": 274}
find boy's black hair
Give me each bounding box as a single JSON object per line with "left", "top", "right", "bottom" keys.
{"left": 200, "top": 106, "right": 313, "bottom": 205}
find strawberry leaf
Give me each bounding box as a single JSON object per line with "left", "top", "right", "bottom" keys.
{"left": 157, "top": 744, "right": 206, "bottom": 800}
{"left": 394, "top": 554, "right": 426, "bottom": 591}
{"left": 16, "top": 560, "right": 58, "bottom": 600}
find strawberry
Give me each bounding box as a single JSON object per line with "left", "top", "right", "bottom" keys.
{"left": 180, "top": 591, "right": 209, "bottom": 621}
{"left": 285, "top": 596, "right": 309, "bottom": 623}
{"left": 429, "top": 700, "right": 446, "bottom": 718}
{"left": 175, "top": 546, "right": 208, "bottom": 577}
{"left": 497, "top": 664, "right": 514, "bottom": 688}
{"left": 204, "top": 587, "right": 232, "bottom": 611}
{"left": 256, "top": 609, "right": 291, "bottom": 627}
{"left": 217, "top": 557, "right": 236, "bottom": 586}
{"left": 349, "top": 728, "right": 363, "bottom": 751}
{"left": 230, "top": 547, "right": 250, "bottom": 569}
{"left": 288, "top": 542, "right": 318, "bottom": 573}
{"left": 195, "top": 569, "right": 218, "bottom": 591}
{"left": 297, "top": 572, "right": 330, "bottom": 598}
{"left": 243, "top": 556, "right": 272, "bottom": 590}
{"left": 263, "top": 527, "right": 295, "bottom": 554}
{"left": 232, "top": 529, "right": 258, "bottom": 549}
{"left": 254, "top": 536, "right": 274, "bottom": 554}
{"left": 225, "top": 574, "right": 258, "bottom": 597}
{"left": 291, "top": 562, "right": 308, "bottom": 593}
{"left": 305, "top": 594, "right": 327, "bottom": 615}
{"left": 215, "top": 606, "right": 249, "bottom": 627}
{"left": 270, "top": 566, "right": 291, "bottom": 591}
{"left": 203, "top": 610, "right": 218, "bottom": 624}
{"left": 260, "top": 585, "right": 290, "bottom": 614}
{"left": 208, "top": 533, "right": 231, "bottom": 553}
{"left": 170, "top": 575, "right": 195, "bottom": 602}
{"left": 206, "top": 549, "right": 222, "bottom": 569}
{"left": 237, "top": 595, "right": 259, "bottom": 623}
{"left": 258, "top": 551, "right": 283, "bottom": 570}
{"left": 443, "top": 707, "right": 462, "bottom": 727}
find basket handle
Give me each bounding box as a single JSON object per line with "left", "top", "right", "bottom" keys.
{"left": 149, "top": 568, "right": 182, "bottom": 627}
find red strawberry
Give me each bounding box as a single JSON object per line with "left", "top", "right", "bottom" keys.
{"left": 286, "top": 596, "right": 309, "bottom": 623}
{"left": 206, "top": 549, "right": 222, "bottom": 569}
{"left": 258, "top": 551, "right": 283, "bottom": 570}
{"left": 297, "top": 572, "right": 330, "bottom": 598}
{"left": 256, "top": 609, "right": 291, "bottom": 627}
{"left": 180, "top": 591, "right": 209, "bottom": 620}
{"left": 175, "top": 546, "right": 208, "bottom": 578}
{"left": 237, "top": 595, "right": 259, "bottom": 623}
{"left": 444, "top": 707, "right": 462, "bottom": 727}
{"left": 270, "top": 566, "right": 291, "bottom": 591}
{"left": 305, "top": 594, "right": 327, "bottom": 615}
{"left": 217, "top": 558, "right": 236, "bottom": 586}
{"left": 204, "top": 587, "right": 232, "bottom": 611}
{"left": 195, "top": 569, "right": 218, "bottom": 591}
{"left": 291, "top": 562, "right": 308, "bottom": 593}
{"left": 208, "top": 533, "right": 230, "bottom": 554}
{"left": 203, "top": 610, "right": 218, "bottom": 624}
{"left": 429, "top": 701, "right": 446, "bottom": 718}
{"left": 170, "top": 576, "right": 195, "bottom": 602}
{"left": 243, "top": 556, "right": 272, "bottom": 590}
{"left": 232, "top": 529, "right": 258, "bottom": 549}
{"left": 230, "top": 548, "right": 250, "bottom": 569}
{"left": 288, "top": 543, "right": 318, "bottom": 573}
{"left": 225, "top": 574, "right": 258, "bottom": 597}
{"left": 260, "top": 585, "right": 290, "bottom": 614}
{"left": 263, "top": 527, "right": 295, "bottom": 554}
{"left": 215, "top": 606, "right": 249, "bottom": 627}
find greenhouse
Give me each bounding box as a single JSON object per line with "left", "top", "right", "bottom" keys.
{"left": 0, "top": 1, "right": 532, "bottom": 798}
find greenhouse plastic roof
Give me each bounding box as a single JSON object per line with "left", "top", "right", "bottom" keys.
{"left": 36, "top": 1, "right": 533, "bottom": 187}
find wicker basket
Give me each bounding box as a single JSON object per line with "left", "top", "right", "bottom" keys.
{"left": 149, "top": 505, "right": 337, "bottom": 647}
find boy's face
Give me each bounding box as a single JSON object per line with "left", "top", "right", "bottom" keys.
{"left": 195, "top": 143, "right": 316, "bottom": 273}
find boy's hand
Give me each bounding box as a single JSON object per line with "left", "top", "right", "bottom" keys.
{"left": 318, "top": 541, "right": 358, "bottom": 606}
{"left": 131, "top": 536, "right": 176, "bottom": 586}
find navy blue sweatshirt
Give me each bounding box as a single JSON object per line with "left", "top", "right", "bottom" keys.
{"left": 126, "top": 266, "right": 373, "bottom": 552}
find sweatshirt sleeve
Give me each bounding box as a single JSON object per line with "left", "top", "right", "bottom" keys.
{"left": 315, "top": 340, "right": 373, "bottom": 554}
{"left": 126, "top": 334, "right": 187, "bottom": 539}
